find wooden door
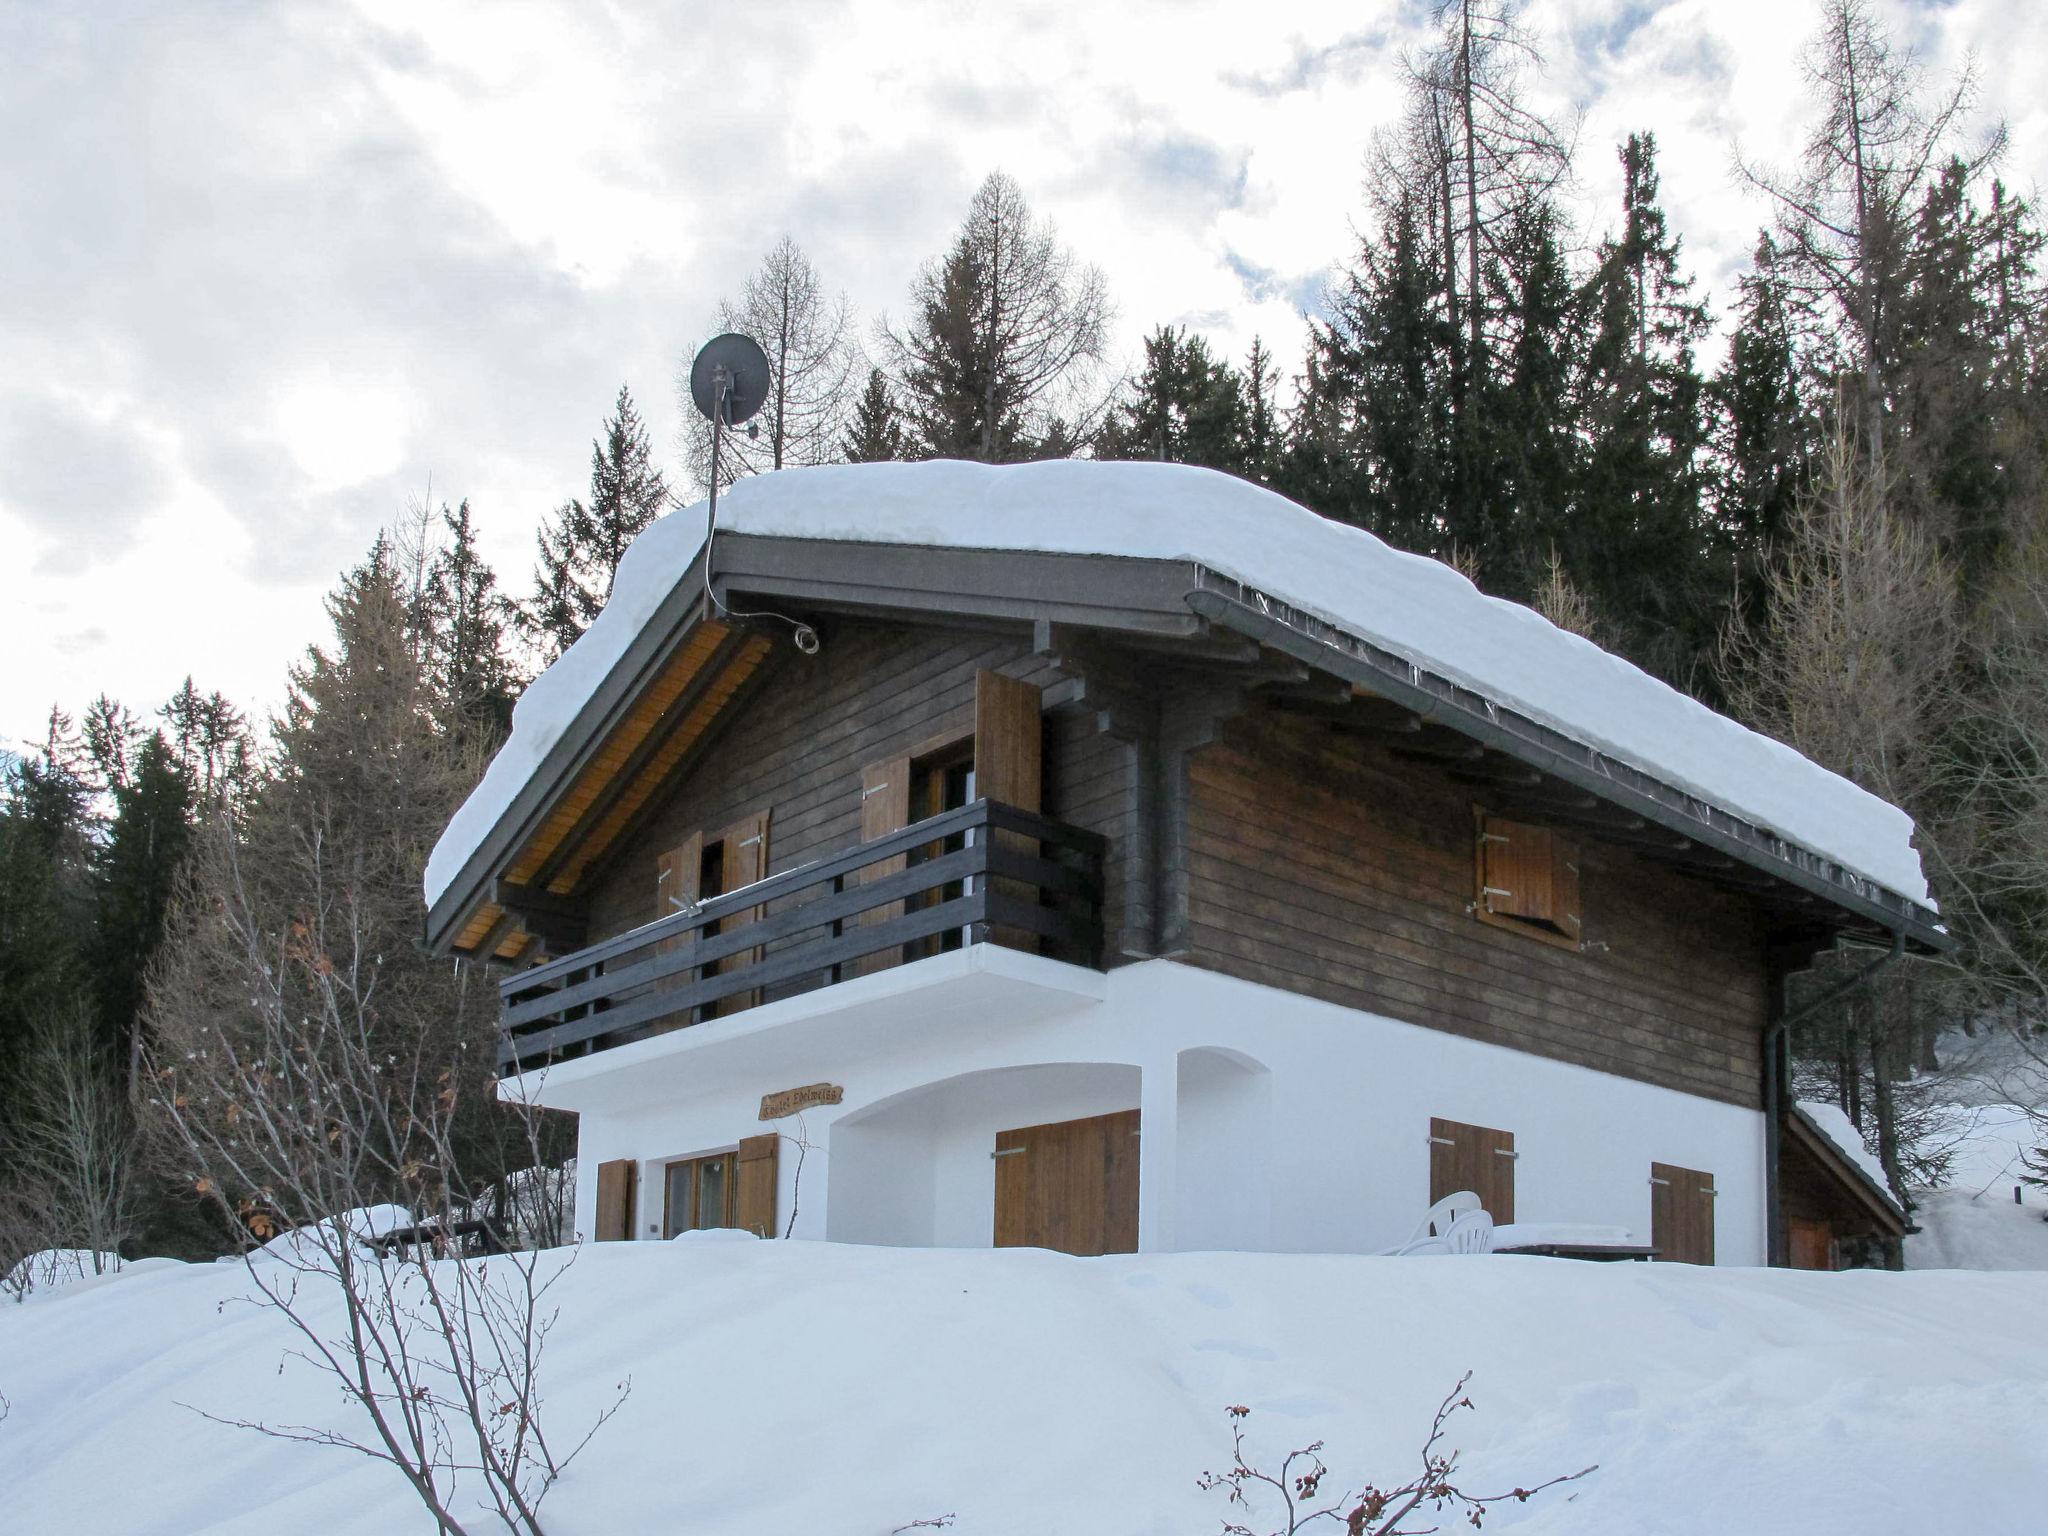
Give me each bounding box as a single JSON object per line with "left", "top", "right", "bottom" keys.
{"left": 1651, "top": 1162, "right": 1716, "bottom": 1265}
{"left": 993, "top": 1109, "right": 1140, "bottom": 1256}
{"left": 1428, "top": 1117, "right": 1516, "bottom": 1223}
{"left": 1787, "top": 1216, "right": 1834, "bottom": 1271}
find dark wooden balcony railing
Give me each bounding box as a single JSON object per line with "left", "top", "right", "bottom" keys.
{"left": 496, "top": 799, "right": 1106, "bottom": 1075}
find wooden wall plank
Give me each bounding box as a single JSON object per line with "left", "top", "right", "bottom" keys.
{"left": 1184, "top": 707, "right": 1768, "bottom": 1107}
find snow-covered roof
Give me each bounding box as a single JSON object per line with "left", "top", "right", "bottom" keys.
{"left": 1794, "top": 1100, "right": 1904, "bottom": 1212}
{"left": 427, "top": 460, "right": 1934, "bottom": 915}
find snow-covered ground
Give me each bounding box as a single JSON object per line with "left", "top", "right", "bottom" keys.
{"left": 3, "top": 1239, "right": 2043, "bottom": 1535}
{"left": 1906, "top": 1101, "right": 2048, "bottom": 1271}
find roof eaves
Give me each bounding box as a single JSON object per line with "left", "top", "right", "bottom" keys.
{"left": 1785, "top": 1104, "right": 1908, "bottom": 1232}
{"left": 1185, "top": 571, "right": 1949, "bottom": 952}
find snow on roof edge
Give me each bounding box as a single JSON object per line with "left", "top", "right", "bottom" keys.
{"left": 1795, "top": 1100, "right": 1904, "bottom": 1211}
{"left": 426, "top": 460, "right": 1934, "bottom": 918}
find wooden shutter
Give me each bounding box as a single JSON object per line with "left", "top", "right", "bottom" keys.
{"left": 594, "top": 1158, "right": 637, "bottom": 1242}
{"left": 1650, "top": 1162, "right": 1716, "bottom": 1265}
{"left": 973, "top": 670, "right": 1043, "bottom": 812}
{"left": 975, "top": 670, "right": 1043, "bottom": 953}
{"left": 652, "top": 831, "right": 705, "bottom": 1031}
{"left": 855, "top": 754, "right": 912, "bottom": 976}
{"left": 992, "top": 1109, "right": 1139, "bottom": 1256}
{"left": 734, "top": 1133, "right": 779, "bottom": 1238}
{"left": 1428, "top": 1116, "right": 1517, "bottom": 1223}
{"left": 656, "top": 831, "right": 706, "bottom": 924}
{"left": 711, "top": 809, "right": 771, "bottom": 1016}
{"left": 1476, "top": 812, "right": 1580, "bottom": 949}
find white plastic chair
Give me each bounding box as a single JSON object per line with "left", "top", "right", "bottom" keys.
{"left": 1384, "top": 1190, "right": 1487, "bottom": 1256}
{"left": 1441, "top": 1208, "right": 1496, "bottom": 1255}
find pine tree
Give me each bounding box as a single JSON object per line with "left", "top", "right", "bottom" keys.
{"left": 1488, "top": 196, "right": 1579, "bottom": 589}
{"left": 1286, "top": 189, "right": 1451, "bottom": 555}
{"left": 1096, "top": 326, "right": 1246, "bottom": 470}
{"left": 91, "top": 732, "right": 191, "bottom": 1084}
{"left": 82, "top": 694, "right": 141, "bottom": 795}
{"left": 841, "top": 368, "right": 909, "bottom": 463}
{"left": 1240, "top": 338, "right": 1280, "bottom": 484}
{"left": 1572, "top": 133, "right": 1715, "bottom": 684}
{"left": 1713, "top": 234, "right": 1817, "bottom": 628}
{"left": 159, "top": 677, "right": 252, "bottom": 807}
{"left": 0, "top": 746, "right": 91, "bottom": 1136}
{"left": 528, "top": 385, "right": 669, "bottom": 659}
{"left": 424, "top": 499, "right": 519, "bottom": 743}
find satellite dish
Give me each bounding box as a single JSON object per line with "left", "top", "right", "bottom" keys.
{"left": 689, "top": 332, "right": 772, "bottom": 426}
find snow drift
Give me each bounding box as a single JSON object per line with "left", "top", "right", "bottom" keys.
{"left": 425, "top": 461, "right": 1933, "bottom": 914}
{"left": 3, "top": 1240, "right": 2041, "bottom": 1534}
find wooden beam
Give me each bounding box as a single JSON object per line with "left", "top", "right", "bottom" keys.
{"left": 581, "top": 642, "right": 782, "bottom": 894}
{"left": 524, "top": 627, "right": 761, "bottom": 892}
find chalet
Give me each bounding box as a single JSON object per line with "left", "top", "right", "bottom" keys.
{"left": 424, "top": 460, "right": 1937, "bottom": 1267}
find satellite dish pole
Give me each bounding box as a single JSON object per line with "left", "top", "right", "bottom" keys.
{"left": 687, "top": 333, "right": 818, "bottom": 654}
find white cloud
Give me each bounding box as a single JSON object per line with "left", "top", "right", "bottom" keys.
{"left": 1, "top": 0, "right": 2040, "bottom": 744}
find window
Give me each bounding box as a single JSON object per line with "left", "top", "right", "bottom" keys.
{"left": 662, "top": 1151, "right": 736, "bottom": 1238}
{"left": 1473, "top": 810, "right": 1581, "bottom": 950}
{"left": 661, "top": 1136, "right": 780, "bottom": 1239}
{"left": 1428, "top": 1116, "right": 1517, "bottom": 1223}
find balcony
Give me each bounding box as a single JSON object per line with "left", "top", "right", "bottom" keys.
{"left": 496, "top": 800, "right": 1107, "bottom": 1077}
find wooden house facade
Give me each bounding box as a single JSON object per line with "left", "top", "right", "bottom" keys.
{"left": 426, "top": 462, "right": 1937, "bottom": 1265}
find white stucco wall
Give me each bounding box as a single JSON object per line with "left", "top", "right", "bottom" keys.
{"left": 554, "top": 954, "right": 1766, "bottom": 1263}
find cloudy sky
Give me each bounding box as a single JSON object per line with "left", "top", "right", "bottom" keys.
{"left": 2, "top": 0, "right": 2041, "bottom": 753}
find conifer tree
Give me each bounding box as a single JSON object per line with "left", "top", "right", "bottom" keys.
{"left": 1096, "top": 326, "right": 1246, "bottom": 470}
{"left": 151, "top": 534, "right": 519, "bottom": 1213}
{"left": 841, "top": 368, "right": 909, "bottom": 463}
{"left": 1713, "top": 233, "right": 1817, "bottom": 626}
{"left": 1488, "top": 197, "right": 1579, "bottom": 586}
{"left": 159, "top": 678, "right": 251, "bottom": 807}
{"left": 91, "top": 732, "right": 191, "bottom": 1085}
{"left": 1240, "top": 337, "right": 1280, "bottom": 484}
{"left": 1738, "top": 0, "right": 2003, "bottom": 471}
{"left": 885, "top": 172, "right": 1112, "bottom": 462}
{"left": 1287, "top": 188, "right": 1452, "bottom": 555}
{"left": 528, "top": 386, "right": 669, "bottom": 659}
{"left": 424, "top": 499, "right": 519, "bottom": 743}
{"left": 1572, "top": 133, "right": 1714, "bottom": 683}
{"left": 0, "top": 745, "right": 91, "bottom": 1135}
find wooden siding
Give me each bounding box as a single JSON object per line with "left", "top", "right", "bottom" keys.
{"left": 1183, "top": 707, "right": 1770, "bottom": 1107}
{"left": 581, "top": 619, "right": 1133, "bottom": 964}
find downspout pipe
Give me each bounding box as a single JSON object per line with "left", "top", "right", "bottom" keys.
{"left": 1763, "top": 927, "right": 1906, "bottom": 1266}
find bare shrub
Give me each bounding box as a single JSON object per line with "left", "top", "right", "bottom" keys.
{"left": 1198, "top": 1375, "right": 1594, "bottom": 1535}
{"left": 147, "top": 815, "right": 620, "bottom": 1535}
{"left": 0, "top": 1002, "right": 139, "bottom": 1298}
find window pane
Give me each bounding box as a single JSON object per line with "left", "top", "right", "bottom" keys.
{"left": 697, "top": 1156, "right": 729, "bottom": 1229}
{"left": 663, "top": 1160, "right": 695, "bottom": 1239}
